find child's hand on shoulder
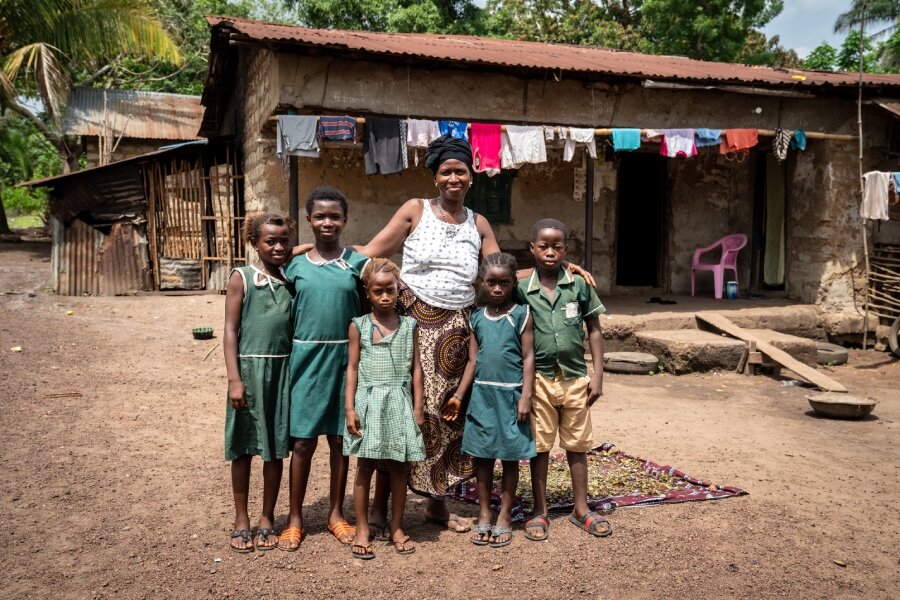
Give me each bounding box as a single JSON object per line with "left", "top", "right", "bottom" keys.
{"left": 517, "top": 395, "right": 531, "bottom": 422}
{"left": 228, "top": 379, "right": 246, "bottom": 410}
{"left": 346, "top": 409, "right": 361, "bottom": 436}
{"left": 587, "top": 375, "right": 603, "bottom": 407}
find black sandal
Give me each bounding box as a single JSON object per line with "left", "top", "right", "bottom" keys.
{"left": 229, "top": 529, "right": 253, "bottom": 553}
{"left": 524, "top": 514, "right": 549, "bottom": 541}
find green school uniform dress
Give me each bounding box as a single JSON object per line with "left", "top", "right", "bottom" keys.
{"left": 461, "top": 304, "right": 537, "bottom": 462}
{"left": 343, "top": 315, "right": 426, "bottom": 462}
{"left": 284, "top": 249, "right": 369, "bottom": 439}
{"left": 224, "top": 266, "right": 293, "bottom": 461}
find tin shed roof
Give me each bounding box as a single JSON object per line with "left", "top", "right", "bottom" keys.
{"left": 206, "top": 16, "right": 900, "bottom": 90}
{"left": 63, "top": 88, "right": 204, "bottom": 140}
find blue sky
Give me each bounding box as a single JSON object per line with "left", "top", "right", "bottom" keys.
{"left": 762, "top": 0, "right": 848, "bottom": 58}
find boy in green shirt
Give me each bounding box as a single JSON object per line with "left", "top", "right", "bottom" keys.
{"left": 514, "top": 218, "right": 610, "bottom": 541}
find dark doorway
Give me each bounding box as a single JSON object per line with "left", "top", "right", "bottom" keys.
{"left": 615, "top": 153, "right": 666, "bottom": 286}
{"left": 751, "top": 153, "right": 786, "bottom": 291}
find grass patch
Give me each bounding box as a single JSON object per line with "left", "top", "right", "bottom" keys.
{"left": 8, "top": 214, "right": 44, "bottom": 229}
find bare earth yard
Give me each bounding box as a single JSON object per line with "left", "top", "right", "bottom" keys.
{"left": 1, "top": 242, "right": 898, "bottom": 599}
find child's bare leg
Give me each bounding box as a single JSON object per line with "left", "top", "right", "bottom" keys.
{"left": 352, "top": 458, "right": 375, "bottom": 547}
{"left": 387, "top": 461, "right": 415, "bottom": 553}
{"left": 230, "top": 455, "right": 252, "bottom": 551}
{"left": 256, "top": 459, "right": 282, "bottom": 548}
{"left": 472, "top": 458, "right": 494, "bottom": 543}
{"left": 280, "top": 437, "right": 316, "bottom": 550}
{"left": 567, "top": 451, "right": 590, "bottom": 519}
{"left": 325, "top": 435, "right": 352, "bottom": 533}
{"left": 490, "top": 460, "right": 518, "bottom": 545}
{"left": 526, "top": 452, "right": 550, "bottom": 538}
{"left": 369, "top": 470, "right": 390, "bottom": 529}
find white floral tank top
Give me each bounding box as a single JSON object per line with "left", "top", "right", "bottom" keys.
{"left": 401, "top": 199, "right": 481, "bottom": 310}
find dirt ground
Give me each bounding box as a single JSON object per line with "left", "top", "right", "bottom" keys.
{"left": 1, "top": 241, "right": 898, "bottom": 600}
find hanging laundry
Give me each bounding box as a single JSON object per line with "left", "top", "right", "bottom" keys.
{"left": 407, "top": 119, "right": 440, "bottom": 147}
{"left": 399, "top": 120, "right": 409, "bottom": 170}
{"left": 471, "top": 123, "right": 502, "bottom": 176}
{"left": 720, "top": 129, "right": 759, "bottom": 155}
{"left": 277, "top": 115, "right": 320, "bottom": 159}
{"left": 861, "top": 172, "right": 891, "bottom": 220}
{"left": 643, "top": 129, "right": 665, "bottom": 142}
{"left": 317, "top": 116, "right": 357, "bottom": 142}
{"left": 790, "top": 130, "right": 807, "bottom": 150}
{"left": 661, "top": 129, "right": 697, "bottom": 158}
{"left": 773, "top": 129, "right": 793, "bottom": 161}
{"left": 500, "top": 125, "right": 547, "bottom": 169}
{"left": 611, "top": 129, "right": 641, "bottom": 152}
{"left": 893, "top": 172, "right": 900, "bottom": 192}
{"left": 695, "top": 128, "right": 722, "bottom": 148}
{"left": 564, "top": 128, "right": 598, "bottom": 162}
{"left": 543, "top": 125, "right": 557, "bottom": 141}
{"left": 363, "top": 118, "right": 405, "bottom": 175}
{"left": 439, "top": 120, "right": 469, "bottom": 141}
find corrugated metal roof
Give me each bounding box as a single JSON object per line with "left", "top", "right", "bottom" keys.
{"left": 207, "top": 15, "right": 900, "bottom": 90}
{"left": 63, "top": 88, "right": 203, "bottom": 140}
{"left": 875, "top": 99, "right": 900, "bottom": 118}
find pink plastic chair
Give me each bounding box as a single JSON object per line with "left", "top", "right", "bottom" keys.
{"left": 690, "top": 234, "right": 747, "bottom": 299}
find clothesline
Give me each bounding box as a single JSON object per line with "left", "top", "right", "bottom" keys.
{"left": 267, "top": 115, "right": 857, "bottom": 142}
{"left": 861, "top": 170, "right": 899, "bottom": 221}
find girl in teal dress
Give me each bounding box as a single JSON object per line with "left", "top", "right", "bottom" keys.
{"left": 223, "top": 213, "right": 295, "bottom": 553}
{"left": 345, "top": 258, "right": 426, "bottom": 559}
{"left": 278, "top": 187, "right": 368, "bottom": 551}
{"left": 455, "top": 252, "right": 536, "bottom": 548}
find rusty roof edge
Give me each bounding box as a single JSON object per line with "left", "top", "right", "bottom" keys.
{"left": 205, "top": 15, "right": 900, "bottom": 91}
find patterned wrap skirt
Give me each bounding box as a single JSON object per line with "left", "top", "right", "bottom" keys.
{"left": 399, "top": 284, "right": 474, "bottom": 497}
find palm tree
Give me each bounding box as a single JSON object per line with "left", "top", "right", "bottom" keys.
{"left": 0, "top": 0, "right": 181, "bottom": 173}
{"left": 835, "top": 0, "right": 900, "bottom": 69}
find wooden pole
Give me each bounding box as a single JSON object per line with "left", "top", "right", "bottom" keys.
{"left": 858, "top": 3, "right": 871, "bottom": 349}
{"left": 584, "top": 151, "right": 594, "bottom": 274}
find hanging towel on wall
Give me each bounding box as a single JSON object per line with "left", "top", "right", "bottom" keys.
{"left": 695, "top": 128, "right": 722, "bottom": 147}
{"left": 363, "top": 118, "right": 405, "bottom": 175}
{"left": 543, "top": 125, "right": 557, "bottom": 141}
{"left": 643, "top": 129, "right": 665, "bottom": 142}
{"left": 861, "top": 171, "right": 891, "bottom": 220}
{"left": 661, "top": 129, "right": 697, "bottom": 158}
{"left": 407, "top": 119, "right": 440, "bottom": 147}
{"left": 892, "top": 172, "right": 900, "bottom": 192}
{"left": 471, "top": 123, "right": 502, "bottom": 175}
{"left": 790, "top": 130, "right": 807, "bottom": 150}
{"left": 773, "top": 129, "right": 793, "bottom": 161}
{"left": 317, "top": 116, "right": 357, "bottom": 142}
{"left": 611, "top": 129, "right": 641, "bottom": 152}
{"left": 564, "top": 128, "right": 597, "bottom": 161}
{"left": 500, "top": 125, "right": 547, "bottom": 168}
{"left": 720, "top": 129, "right": 758, "bottom": 155}
{"left": 277, "top": 115, "right": 320, "bottom": 158}
{"left": 439, "top": 120, "right": 469, "bottom": 141}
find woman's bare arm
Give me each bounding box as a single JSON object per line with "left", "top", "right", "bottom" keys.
{"left": 474, "top": 213, "right": 500, "bottom": 257}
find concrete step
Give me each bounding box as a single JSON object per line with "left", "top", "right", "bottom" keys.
{"left": 634, "top": 328, "right": 818, "bottom": 374}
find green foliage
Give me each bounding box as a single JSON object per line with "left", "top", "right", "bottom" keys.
{"left": 0, "top": 115, "right": 59, "bottom": 223}
{"left": 284, "top": 0, "right": 485, "bottom": 34}
{"left": 639, "top": 0, "right": 784, "bottom": 63}
{"left": 804, "top": 42, "right": 838, "bottom": 71}
{"left": 837, "top": 29, "right": 876, "bottom": 71}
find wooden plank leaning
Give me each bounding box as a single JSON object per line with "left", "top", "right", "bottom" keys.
{"left": 696, "top": 312, "right": 848, "bottom": 393}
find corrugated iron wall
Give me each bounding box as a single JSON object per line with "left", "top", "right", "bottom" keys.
{"left": 51, "top": 218, "right": 152, "bottom": 296}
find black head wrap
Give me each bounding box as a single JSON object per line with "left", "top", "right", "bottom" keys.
{"left": 424, "top": 134, "right": 473, "bottom": 174}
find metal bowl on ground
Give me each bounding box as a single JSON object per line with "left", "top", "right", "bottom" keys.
{"left": 806, "top": 393, "right": 876, "bottom": 419}
{"left": 191, "top": 327, "right": 214, "bottom": 340}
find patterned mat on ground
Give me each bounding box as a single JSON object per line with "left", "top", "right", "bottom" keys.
{"left": 445, "top": 443, "right": 747, "bottom": 521}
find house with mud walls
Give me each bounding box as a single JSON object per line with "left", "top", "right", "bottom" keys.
{"left": 199, "top": 16, "right": 900, "bottom": 339}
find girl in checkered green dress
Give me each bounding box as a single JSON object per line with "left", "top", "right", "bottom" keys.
{"left": 345, "top": 258, "right": 425, "bottom": 559}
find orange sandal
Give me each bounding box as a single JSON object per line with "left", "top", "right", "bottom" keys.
{"left": 328, "top": 520, "right": 355, "bottom": 545}
{"left": 277, "top": 526, "right": 302, "bottom": 551}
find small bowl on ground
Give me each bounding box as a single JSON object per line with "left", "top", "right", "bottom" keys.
{"left": 192, "top": 327, "right": 214, "bottom": 340}
{"left": 806, "top": 393, "right": 876, "bottom": 419}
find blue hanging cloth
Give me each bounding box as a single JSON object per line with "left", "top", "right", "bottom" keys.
{"left": 611, "top": 128, "right": 641, "bottom": 151}
{"left": 790, "top": 130, "right": 807, "bottom": 150}
{"left": 438, "top": 121, "right": 469, "bottom": 141}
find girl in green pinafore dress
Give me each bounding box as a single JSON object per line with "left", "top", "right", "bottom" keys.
{"left": 455, "top": 253, "right": 536, "bottom": 548}
{"left": 345, "top": 259, "right": 426, "bottom": 559}
{"left": 278, "top": 187, "right": 368, "bottom": 552}
{"left": 223, "top": 214, "right": 295, "bottom": 553}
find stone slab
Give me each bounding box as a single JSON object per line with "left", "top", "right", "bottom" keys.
{"left": 635, "top": 328, "right": 817, "bottom": 374}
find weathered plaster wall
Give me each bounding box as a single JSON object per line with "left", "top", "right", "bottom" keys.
{"left": 236, "top": 48, "right": 285, "bottom": 214}
{"left": 667, "top": 151, "right": 754, "bottom": 295}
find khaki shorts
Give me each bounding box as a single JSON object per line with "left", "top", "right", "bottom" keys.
{"left": 530, "top": 371, "right": 593, "bottom": 453}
